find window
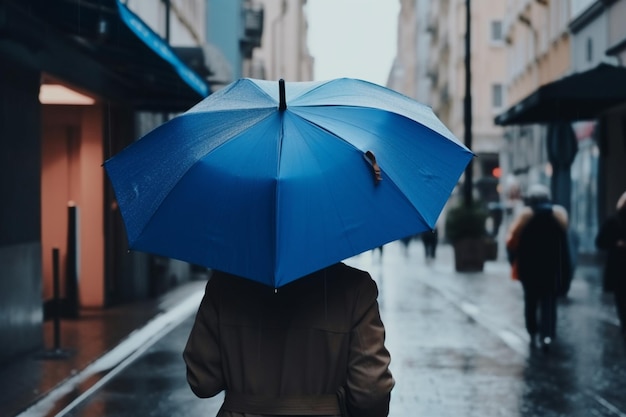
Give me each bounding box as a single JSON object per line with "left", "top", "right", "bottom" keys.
{"left": 492, "top": 84, "right": 504, "bottom": 109}
{"left": 491, "top": 20, "right": 503, "bottom": 43}
{"left": 586, "top": 37, "right": 593, "bottom": 62}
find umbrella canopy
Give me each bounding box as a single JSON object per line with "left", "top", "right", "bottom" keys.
{"left": 494, "top": 63, "right": 626, "bottom": 126}
{"left": 104, "top": 78, "right": 473, "bottom": 287}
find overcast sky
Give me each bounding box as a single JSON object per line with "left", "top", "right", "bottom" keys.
{"left": 306, "top": 0, "right": 400, "bottom": 86}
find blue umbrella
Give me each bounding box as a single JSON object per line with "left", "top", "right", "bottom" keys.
{"left": 104, "top": 78, "right": 473, "bottom": 288}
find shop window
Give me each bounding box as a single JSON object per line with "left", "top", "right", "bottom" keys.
{"left": 586, "top": 38, "right": 593, "bottom": 63}
{"left": 492, "top": 83, "right": 503, "bottom": 109}
{"left": 490, "top": 20, "right": 503, "bottom": 43}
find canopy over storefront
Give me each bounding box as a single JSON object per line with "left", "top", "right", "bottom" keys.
{"left": 0, "top": 0, "right": 210, "bottom": 111}
{"left": 495, "top": 63, "right": 626, "bottom": 126}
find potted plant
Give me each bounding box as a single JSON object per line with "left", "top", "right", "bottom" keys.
{"left": 445, "top": 202, "right": 489, "bottom": 272}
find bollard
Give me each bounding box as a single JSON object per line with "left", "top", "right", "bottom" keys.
{"left": 37, "top": 248, "right": 73, "bottom": 360}
{"left": 65, "top": 203, "right": 79, "bottom": 318}
{"left": 52, "top": 247, "right": 61, "bottom": 350}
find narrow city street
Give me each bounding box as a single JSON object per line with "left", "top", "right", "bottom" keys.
{"left": 4, "top": 2, "right": 626, "bottom": 417}
{"left": 20, "top": 240, "right": 626, "bottom": 417}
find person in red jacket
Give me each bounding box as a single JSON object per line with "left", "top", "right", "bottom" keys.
{"left": 506, "top": 184, "right": 570, "bottom": 351}
{"left": 183, "top": 262, "right": 394, "bottom": 416}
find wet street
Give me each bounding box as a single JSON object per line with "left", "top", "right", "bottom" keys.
{"left": 26, "top": 241, "right": 626, "bottom": 417}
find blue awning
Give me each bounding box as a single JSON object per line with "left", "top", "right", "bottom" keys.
{"left": 115, "top": 0, "right": 208, "bottom": 98}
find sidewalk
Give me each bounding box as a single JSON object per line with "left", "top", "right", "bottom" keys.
{"left": 0, "top": 277, "right": 208, "bottom": 417}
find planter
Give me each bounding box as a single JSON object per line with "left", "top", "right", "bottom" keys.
{"left": 453, "top": 238, "right": 486, "bottom": 272}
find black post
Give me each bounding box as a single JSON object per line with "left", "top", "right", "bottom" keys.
{"left": 163, "top": 0, "right": 171, "bottom": 43}
{"left": 66, "top": 204, "right": 79, "bottom": 318}
{"left": 37, "top": 248, "right": 73, "bottom": 359}
{"left": 52, "top": 248, "right": 61, "bottom": 350}
{"left": 463, "top": 0, "right": 473, "bottom": 207}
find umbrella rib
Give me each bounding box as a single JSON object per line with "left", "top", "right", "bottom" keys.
{"left": 273, "top": 110, "right": 286, "bottom": 284}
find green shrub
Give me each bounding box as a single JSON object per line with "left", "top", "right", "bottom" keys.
{"left": 445, "top": 202, "right": 488, "bottom": 242}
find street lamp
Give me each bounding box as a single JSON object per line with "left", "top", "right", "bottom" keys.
{"left": 463, "top": 0, "right": 473, "bottom": 207}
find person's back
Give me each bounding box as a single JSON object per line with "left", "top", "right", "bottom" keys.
{"left": 517, "top": 203, "right": 570, "bottom": 295}
{"left": 183, "top": 263, "right": 394, "bottom": 416}
{"left": 505, "top": 184, "right": 570, "bottom": 349}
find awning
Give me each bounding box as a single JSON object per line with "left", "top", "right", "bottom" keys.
{"left": 0, "top": 0, "right": 210, "bottom": 110}
{"left": 494, "top": 63, "right": 626, "bottom": 126}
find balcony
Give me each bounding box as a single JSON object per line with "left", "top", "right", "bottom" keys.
{"left": 243, "top": 6, "right": 264, "bottom": 39}
{"left": 240, "top": 6, "right": 264, "bottom": 58}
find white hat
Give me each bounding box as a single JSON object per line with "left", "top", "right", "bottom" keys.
{"left": 527, "top": 184, "right": 551, "bottom": 200}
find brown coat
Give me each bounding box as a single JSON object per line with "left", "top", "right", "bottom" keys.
{"left": 183, "top": 263, "right": 394, "bottom": 417}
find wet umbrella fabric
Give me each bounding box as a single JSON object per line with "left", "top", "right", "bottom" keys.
{"left": 104, "top": 78, "right": 473, "bottom": 288}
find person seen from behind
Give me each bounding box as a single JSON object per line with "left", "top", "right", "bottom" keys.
{"left": 420, "top": 227, "right": 438, "bottom": 260}
{"left": 595, "top": 191, "right": 626, "bottom": 343}
{"left": 183, "top": 263, "right": 395, "bottom": 417}
{"left": 506, "top": 184, "right": 571, "bottom": 351}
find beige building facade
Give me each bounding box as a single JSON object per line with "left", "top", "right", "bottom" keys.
{"left": 388, "top": 0, "right": 427, "bottom": 100}
{"left": 498, "top": 0, "right": 573, "bottom": 201}
{"left": 504, "top": 0, "right": 571, "bottom": 104}
{"left": 252, "top": 0, "right": 314, "bottom": 81}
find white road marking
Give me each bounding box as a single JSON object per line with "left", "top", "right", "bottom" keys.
{"left": 17, "top": 291, "right": 203, "bottom": 417}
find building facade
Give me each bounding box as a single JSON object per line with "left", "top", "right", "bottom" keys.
{"left": 206, "top": 0, "right": 263, "bottom": 87}
{"left": 496, "top": 0, "right": 626, "bottom": 256}
{"left": 254, "top": 0, "right": 313, "bottom": 82}
{"left": 0, "top": 0, "right": 211, "bottom": 363}
{"left": 206, "top": 0, "right": 312, "bottom": 85}
{"left": 496, "top": 0, "right": 572, "bottom": 235}
{"left": 388, "top": 0, "right": 432, "bottom": 102}
{"left": 390, "top": 0, "right": 626, "bottom": 256}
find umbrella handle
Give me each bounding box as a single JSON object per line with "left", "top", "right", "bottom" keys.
{"left": 364, "top": 151, "right": 382, "bottom": 185}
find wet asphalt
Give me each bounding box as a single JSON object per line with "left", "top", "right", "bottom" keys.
{"left": 27, "top": 240, "right": 626, "bottom": 417}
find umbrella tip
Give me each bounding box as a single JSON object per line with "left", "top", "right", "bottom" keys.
{"left": 278, "top": 79, "right": 286, "bottom": 111}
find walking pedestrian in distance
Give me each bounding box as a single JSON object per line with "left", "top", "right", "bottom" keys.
{"left": 183, "top": 263, "right": 395, "bottom": 416}
{"left": 421, "top": 227, "right": 439, "bottom": 260}
{"left": 506, "top": 184, "right": 571, "bottom": 351}
{"left": 595, "top": 191, "right": 626, "bottom": 343}
{"left": 400, "top": 234, "right": 414, "bottom": 257}
{"left": 373, "top": 244, "right": 384, "bottom": 259}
